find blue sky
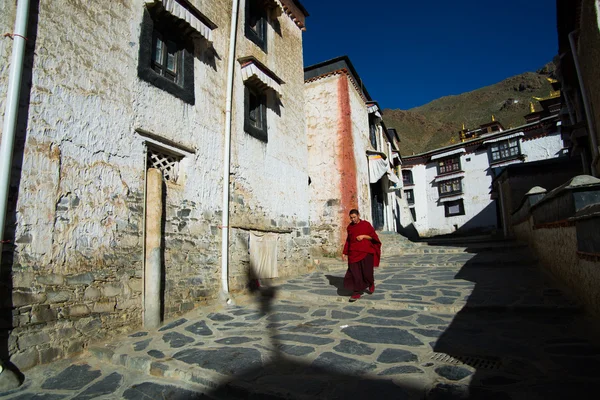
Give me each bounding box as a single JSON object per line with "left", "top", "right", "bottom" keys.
{"left": 300, "top": 0, "right": 558, "bottom": 110}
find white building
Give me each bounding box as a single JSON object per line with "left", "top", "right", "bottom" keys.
{"left": 304, "top": 57, "right": 401, "bottom": 258}
{"left": 400, "top": 115, "right": 566, "bottom": 237}
{"left": 0, "top": 0, "right": 310, "bottom": 371}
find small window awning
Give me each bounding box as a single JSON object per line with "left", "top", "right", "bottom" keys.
{"left": 438, "top": 194, "right": 463, "bottom": 203}
{"left": 388, "top": 169, "right": 400, "bottom": 184}
{"left": 431, "top": 148, "right": 466, "bottom": 161}
{"left": 483, "top": 132, "right": 524, "bottom": 145}
{"left": 369, "top": 155, "right": 389, "bottom": 183}
{"left": 240, "top": 59, "right": 284, "bottom": 95}
{"left": 490, "top": 158, "right": 524, "bottom": 168}
{"left": 145, "top": 0, "right": 214, "bottom": 43}
{"left": 435, "top": 172, "right": 464, "bottom": 183}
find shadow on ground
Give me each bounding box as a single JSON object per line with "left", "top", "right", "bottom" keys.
{"left": 208, "top": 239, "right": 600, "bottom": 399}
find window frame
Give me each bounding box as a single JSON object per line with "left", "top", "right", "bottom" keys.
{"left": 404, "top": 189, "right": 415, "bottom": 205}
{"left": 409, "top": 207, "right": 416, "bottom": 221}
{"left": 444, "top": 199, "right": 465, "bottom": 217}
{"left": 138, "top": 8, "right": 195, "bottom": 104}
{"left": 437, "top": 155, "right": 462, "bottom": 175}
{"left": 245, "top": 0, "right": 268, "bottom": 52}
{"left": 402, "top": 170, "right": 414, "bottom": 186}
{"left": 244, "top": 85, "right": 268, "bottom": 142}
{"left": 489, "top": 138, "right": 522, "bottom": 164}
{"left": 438, "top": 177, "right": 463, "bottom": 197}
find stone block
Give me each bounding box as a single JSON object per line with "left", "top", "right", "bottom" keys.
{"left": 46, "top": 290, "right": 71, "bottom": 303}
{"left": 18, "top": 331, "right": 51, "bottom": 349}
{"left": 66, "top": 272, "right": 95, "bottom": 286}
{"left": 84, "top": 286, "right": 101, "bottom": 300}
{"left": 13, "top": 271, "right": 35, "bottom": 288}
{"left": 31, "top": 305, "right": 58, "bottom": 324}
{"left": 12, "top": 314, "right": 30, "bottom": 327}
{"left": 13, "top": 292, "right": 47, "bottom": 308}
{"left": 10, "top": 348, "right": 39, "bottom": 371}
{"left": 115, "top": 299, "right": 139, "bottom": 310}
{"left": 76, "top": 317, "right": 102, "bottom": 334}
{"left": 93, "top": 300, "right": 116, "bottom": 314}
{"left": 66, "top": 340, "right": 85, "bottom": 354}
{"left": 128, "top": 279, "right": 143, "bottom": 293}
{"left": 37, "top": 274, "right": 65, "bottom": 285}
{"left": 102, "top": 284, "right": 122, "bottom": 297}
{"left": 64, "top": 304, "right": 91, "bottom": 318}
{"left": 39, "top": 346, "right": 62, "bottom": 364}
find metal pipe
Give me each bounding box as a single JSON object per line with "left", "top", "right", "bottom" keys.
{"left": 220, "top": 0, "right": 241, "bottom": 297}
{"left": 569, "top": 30, "right": 600, "bottom": 177}
{"left": 0, "top": 0, "right": 31, "bottom": 268}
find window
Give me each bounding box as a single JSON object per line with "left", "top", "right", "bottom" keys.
{"left": 246, "top": 0, "right": 268, "bottom": 52}
{"left": 438, "top": 178, "right": 462, "bottom": 197}
{"left": 244, "top": 85, "right": 268, "bottom": 141}
{"left": 404, "top": 189, "right": 414, "bottom": 205}
{"left": 444, "top": 199, "right": 465, "bottom": 217}
{"left": 369, "top": 119, "right": 377, "bottom": 149}
{"left": 138, "top": 8, "right": 195, "bottom": 104}
{"left": 489, "top": 139, "right": 521, "bottom": 163}
{"left": 410, "top": 207, "right": 416, "bottom": 221}
{"left": 402, "top": 170, "right": 413, "bottom": 185}
{"left": 437, "top": 156, "right": 461, "bottom": 175}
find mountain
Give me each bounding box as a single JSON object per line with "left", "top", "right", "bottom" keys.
{"left": 384, "top": 64, "right": 556, "bottom": 155}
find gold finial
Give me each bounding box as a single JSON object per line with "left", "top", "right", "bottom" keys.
{"left": 529, "top": 102, "right": 535, "bottom": 113}
{"left": 462, "top": 122, "right": 465, "bottom": 130}
{"left": 547, "top": 77, "right": 558, "bottom": 84}
{"left": 491, "top": 114, "right": 496, "bottom": 122}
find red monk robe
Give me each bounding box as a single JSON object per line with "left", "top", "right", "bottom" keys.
{"left": 342, "top": 219, "right": 381, "bottom": 294}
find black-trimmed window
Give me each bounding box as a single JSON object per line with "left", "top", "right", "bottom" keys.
{"left": 246, "top": 0, "right": 268, "bottom": 52}
{"left": 444, "top": 199, "right": 465, "bottom": 217}
{"left": 437, "top": 156, "right": 461, "bottom": 175}
{"left": 369, "top": 116, "right": 378, "bottom": 149}
{"left": 244, "top": 85, "right": 268, "bottom": 142}
{"left": 410, "top": 207, "right": 416, "bottom": 221}
{"left": 489, "top": 139, "right": 521, "bottom": 163}
{"left": 438, "top": 178, "right": 462, "bottom": 197}
{"left": 405, "top": 189, "right": 414, "bottom": 205}
{"left": 138, "top": 8, "right": 195, "bottom": 104}
{"left": 402, "top": 170, "right": 413, "bottom": 186}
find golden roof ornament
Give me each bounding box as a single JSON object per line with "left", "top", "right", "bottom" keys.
{"left": 491, "top": 114, "right": 496, "bottom": 122}
{"left": 530, "top": 102, "right": 535, "bottom": 113}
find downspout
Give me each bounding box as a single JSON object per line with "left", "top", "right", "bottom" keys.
{"left": 0, "top": 0, "right": 30, "bottom": 386}
{"left": 498, "top": 180, "right": 509, "bottom": 238}
{"left": 0, "top": 0, "right": 30, "bottom": 269}
{"left": 569, "top": 30, "right": 600, "bottom": 177}
{"left": 221, "top": 0, "right": 240, "bottom": 297}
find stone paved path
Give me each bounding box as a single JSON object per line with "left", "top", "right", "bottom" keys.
{"left": 2, "top": 237, "right": 600, "bottom": 399}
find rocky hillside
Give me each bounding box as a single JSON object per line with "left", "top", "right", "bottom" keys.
{"left": 385, "top": 64, "right": 556, "bottom": 155}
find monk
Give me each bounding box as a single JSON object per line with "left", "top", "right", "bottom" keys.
{"left": 341, "top": 209, "right": 381, "bottom": 302}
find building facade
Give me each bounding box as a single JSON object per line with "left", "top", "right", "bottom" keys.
{"left": 304, "top": 57, "right": 401, "bottom": 258}
{"left": 400, "top": 114, "right": 565, "bottom": 237}
{"left": 0, "top": 0, "right": 309, "bottom": 371}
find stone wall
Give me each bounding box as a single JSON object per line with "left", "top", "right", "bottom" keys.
{"left": 511, "top": 176, "right": 600, "bottom": 317}
{"left": 0, "top": 0, "right": 309, "bottom": 370}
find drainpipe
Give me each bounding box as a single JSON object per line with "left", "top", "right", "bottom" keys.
{"left": 220, "top": 0, "right": 240, "bottom": 297}
{"left": 569, "top": 30, "right": 599, "bottom": 177}
{"left": 0, "top": 0, "right": 30, "bottom": 387}
{"left": 0, "top": 0, "right": 30, "bottom": 268}
{"left": 498, "top": 180, "right": 509, "bottom": 238}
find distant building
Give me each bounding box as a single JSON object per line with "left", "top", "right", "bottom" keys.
{"left": 304, "top": 56, "right": 401, "bottom": 257}
{"left": 400, "top": 105, "right": 566, "bottom": 237}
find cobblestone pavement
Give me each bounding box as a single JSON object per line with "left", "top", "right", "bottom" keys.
{"left": 2, "top": 239, "right": 600, "bottom": 399}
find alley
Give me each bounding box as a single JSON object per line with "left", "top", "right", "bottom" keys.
{"left": 1, "top": 236, "right": 599, "bottom": 399}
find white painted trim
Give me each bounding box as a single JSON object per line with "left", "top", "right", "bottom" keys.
{"left": 438, "top": 195, "right": 464, "bottom": 203}
{"left": 482, "top": 132, "right": 524, "bottom": 144}
{"left": 431, "top": 148, "right": 466, "bottom": 160}
{"left": 435, "top": 172, "right": 465, "bottom": 182}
